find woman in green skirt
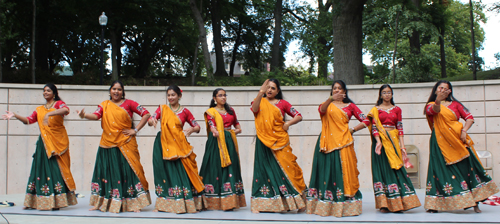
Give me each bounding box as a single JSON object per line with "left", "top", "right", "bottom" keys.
{"left": 424, "top": 80, "right": 498, "bottom": 213}
{"left": 200, "top": 88, "right": 246, "bottom": 211}
{"left": 77, "top": 80, "right": 151, "bottom": 213}
{"left": 250, "top": 79, "right": 307, "bottom": 213}
{"left": 3, "top": 84, "right": 77, "bottom": 210}
{"left": 307, "top": 80, "right": 368, "bottom": 217}
{"left": 147, "top": 85, "right": 204, "bottom": 213}
{"left": 367, "top": 84, "right": 421, "bottom": 213}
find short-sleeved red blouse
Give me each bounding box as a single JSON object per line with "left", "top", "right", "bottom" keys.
{"left": 151, "top": 106, "right": 200, "bottom": 127}
{"left": 206, "top": 108, "right": 240, "bottom": 129}
{"left": 27, "top": 100, "right": 70, "bottom": 124}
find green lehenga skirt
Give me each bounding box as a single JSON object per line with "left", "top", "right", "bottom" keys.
{"left": 152, "top": 132, "right": 203, "bottom": 213}
{"left": 424, "top": 131, "right": 499, "bottom": 211}
{"left": 89, "top": 146, "right": 151, "bottom": 213}
{"left": 371, "top": 137, "right": 421, "bottom": 212}
{"left": 199, "top": 131, "right": 246, "bottom": 210}
{"left": 24, "top": 136, "right": 77, "bottom": 210}
{"left": 251, "top": 137, "right": 306, "bottom": 213}
{"left": 306, "top": 135, "right": 362, "bottom": 217}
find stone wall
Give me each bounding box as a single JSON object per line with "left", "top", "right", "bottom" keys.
{"left": 1, "top": 80, "right": 499, "bottom": 194}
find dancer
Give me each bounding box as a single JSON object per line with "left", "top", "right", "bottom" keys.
{"left": 250, "top": 79, "right": 307, "bottom": 213}
{"left": 306, "top": 80, "right": 367, "bottom": 217}
{"left": 148, "top": 85, "right": 204, "bottom": 213}
{"left": 424, "top": 80, "right": 498, "bottom": 213}
{"left": 3, "top": 84, "right": 77, "bottom": 210}
{"left": 77, "top": 80, "right": 151, "bottom": 213}
{"left": 367, "top": 84, "right": 421, "bottom": 213}
{"left": 200, "top": 88, "right": 246, "bottom": 211}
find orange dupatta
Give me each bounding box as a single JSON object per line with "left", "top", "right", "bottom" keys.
{"left": 99, "top": 100, "right": 148, "bottom": 190}
{"left": 319, "top": 103, "right": 353, "bottom": 153}
{"left": 320, "top": 102, "right": 359, "bottom": 197}
{"left": 367, "top": 107, "right": 403, "bottom": 170}
{"left": 426, "top": 102, "right": 476, "bottom": 165}
{"left": 36, "top": 105, "right": 76, "bottom": 191}
{"left": 160, "top": 105, "right": 204, "bottom": 193}
{"left": 254, "top": 98, "right": 306, "bottom": 193}
{"left": 204, "top": 108, "right": 231, "bottom": 168}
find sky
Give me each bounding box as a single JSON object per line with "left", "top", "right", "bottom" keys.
{"left": 285, "top": 0, "right": 500, "bottom": 71}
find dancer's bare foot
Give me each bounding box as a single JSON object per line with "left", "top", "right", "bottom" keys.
{"left": 426, "top": 209, "right": 438, "bottom": 213}
{"left": 473, "top": 206, "right": 482, "bottom": 213}
{"left": 89, "top": 207, "right": 98, "bottom": 211}
{"left": 380, "top": 208, "right": 390, "bottom": 213}
{"left": 252, "top": 210, "right": 259, "bottom": 214}
{"left": 23, "top": 207, "right": 29, "bottom": 210}
{"left": 52, "top": 208, "right": 60, "bottom": 211}
{"left": 134, "top": 209, "right": 141, "bottom": 213}
{"left": 153, "top": 209, "right": 158, "bottom": 212}
{"left": 298, "top": 207, "right": 306, "bottom": 213}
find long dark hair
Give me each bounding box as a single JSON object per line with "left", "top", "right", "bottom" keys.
{"left": 109, "top": 80, "right": 125, "bottom": 99}
{"left": 210, "top": 88, "right": 234, "bottom": 115}
{"left": 330, "top": 80, "right": 353, "bottom": 103}
{"left": 376, "top": 84, "right": 395, "bottom": 106}
{"left": 424, "top": 80, "right": 468, "bottom": 113}
{"left": 263, "top": 78, "right": 284, "bottom": 100}
{"left": 44, "top": 83, "right": 61, "bottom": 101}
{"left": 167, "top": 85, "right": 182, "bottom": 97}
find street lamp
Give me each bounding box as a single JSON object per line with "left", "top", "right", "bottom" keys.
{"left": 99, "top": 12, "right": 108, "bottom": 85}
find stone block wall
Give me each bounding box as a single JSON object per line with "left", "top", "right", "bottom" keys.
{"left": 1, "top": 80, "right": 499, "bottom": 194}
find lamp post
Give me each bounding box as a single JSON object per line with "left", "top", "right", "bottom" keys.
{"left": 99, "top": 12, "right": 108, "bottom": 85}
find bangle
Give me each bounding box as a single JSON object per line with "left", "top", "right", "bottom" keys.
{"left": 328, "top": 96, "right": 333, "bottom": 101}
{"left": 461, "top": 129, "right": 467, "bottom": 133}
{"left": 134, "top": 128, "right": 138, "bottom": 133}
{"left": 259, "top": 90, "right": 265, "bottom": 94}
{"left": 401, "top": 147, "right": 406, "bottom": 150}
{"left": 350, "top": 127, "right": 356, "bottom": 133}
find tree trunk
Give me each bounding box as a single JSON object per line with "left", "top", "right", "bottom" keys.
{"left": 211, "top": 0, "right": 228, "bottom": 77}
{"left": 229, "top": 23, "right": 242, "bottom": 77}
{"left": 192, "top": 37, "right": 201, "bottom": 86}
{"left": 110, "top": 29, "right": 120, "bottom": 81}
{"left": 469, "top": 0, "right": 476, "bottom": 80}
{"left": 270, "top": 0, "right": 283, "bottom": 71}
{"left": 392, "top": 10, "right": 400, "bottom": 83}
{"left": 409, "top": 0, "right": 421, "bottom": 54}
{"left": 332, "top": 0, "right": 366, "bottom": 84}
{"left": 189, "top": 0, "right": 213, "bottom": 83}
{"left": 439, "top": 27, "right": 447, "bottom": 78}
{"left": 31, "top": 0, "right": 36, "bottom": 83}
{"left": 317, "top": 37, "right": 331, "bottom": 79}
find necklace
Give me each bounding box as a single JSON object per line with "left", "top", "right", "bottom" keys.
{"left": 170, "top": 104, "right": 182, "bottom": 113}
{"left": 44, "top": 100, "right": 56, "bottom": 109}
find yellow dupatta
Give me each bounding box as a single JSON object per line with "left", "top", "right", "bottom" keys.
{"left": 160, "top": 105, "right": 193, "bottom": 160}
{"left": 160, "top": 105, "right": 204, "bottom": 193}
{"left": 254, "top": 98, "right": 289, "bottom": 150}
{"left": 204, "top": 108, "right": 231, "bottom": 167}
{"left": 320, "top": 102, "right": 359, "bottom": 197}
{"left": 254, "top": 98, "right": 306, "bottom": 193}
{"left": 367, "top": 107, "right": 403, "bottom": 170}
{"left": 319, "top": 103, "right": 354, "bottom": 153}
{"left": 36, "top": 104, "right": 76, "bottom": 191}
{"left": 426, "top": 102, "right": 475, "bottom": 165}
{"left": 99, "top": 100, "right": 148, "bottom": 190}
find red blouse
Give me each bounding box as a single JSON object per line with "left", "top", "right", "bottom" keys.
{"left": 370, "top": 106, "right": 404, "bottom": 136}
{"left": 206, "top": 108, "right": 240, "bottom": 129}
{"left": 425, "top": 101, "right": 474, "bottom": 124}
{"left": 92, "top": 99, "right": 149, "bottom": 119}
{"left": 151, "top": 106, "right": 200, "bottom": 127}
{"left": 27, "top": 100, "right": 69, "bottom": 124}
{"left": 251, "top": 99, "right": 302, "bottom": 118}
{"left": 318, "top": 103, "right": 369, "bottom": 126}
